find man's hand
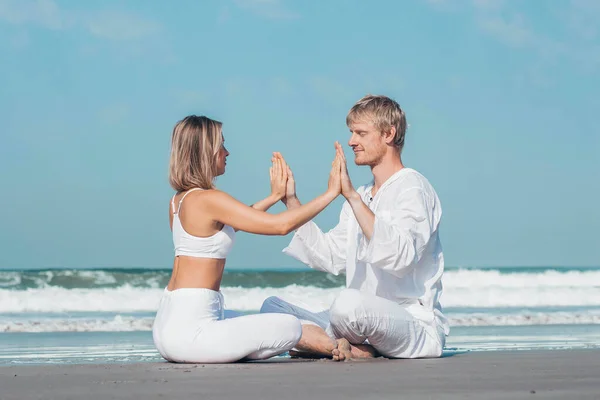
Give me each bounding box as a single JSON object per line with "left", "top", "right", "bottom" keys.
{"left": 327, "top": 148, "right": 343, "bottom": 197}
{"left": 274, "top": 152, "right": 301, "bottom": 209}
{"left": 286, "top": 165, "right": 296, "bottom": 198}
{"left": 335, "top": 142, "right": 375, "bottom": 239}
{"left": 245, "top": 153, "right": 288, "bottom": 217}
{"left": 274, "top": 152, "right": 296, "bottom": 200}
{"left": 335, "top": 142, "right": 359, "bottom": 201}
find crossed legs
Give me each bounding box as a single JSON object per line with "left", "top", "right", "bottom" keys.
{"left": 260, "top": 288, "right": 444, "bottom": 361}
{"left": 259, "top": 289, "right": 379, "bottom": 360}
{"left": 259, "top": 295, "right": 338, "bottom": 358}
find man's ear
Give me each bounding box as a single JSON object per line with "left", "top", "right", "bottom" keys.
{"left": 383, "top": 126, "right": 396, "bottom": 145}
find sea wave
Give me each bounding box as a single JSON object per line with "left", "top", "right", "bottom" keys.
{"left": 3, "top": 310, "right": 600, "bottom": 333}
{"left": 2, "top": 268, "right": 599, "bottom": 290}
{"left": 2, "top": 280, "right": 600, "bottom": 314}
{"left": 0, "top": 286, "right": 337, "bottom": 313}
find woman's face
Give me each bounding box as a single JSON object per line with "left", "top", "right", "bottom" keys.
{"left": 215, "top": 136, "right": 229, "bottom": 176}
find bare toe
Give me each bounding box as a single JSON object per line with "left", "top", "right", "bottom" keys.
{"left": 332, "top": 348, "right": 342, "bottom": 362}
{"left": 335, "top": 338, "right": 352, "bottom": 361}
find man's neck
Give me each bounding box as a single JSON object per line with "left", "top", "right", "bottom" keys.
{"left": 370, "top": 152, "right": 404, "bottom": 194}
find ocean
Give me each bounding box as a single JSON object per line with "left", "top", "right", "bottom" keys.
{"left": 1, "top": 267, "right": 600, "bottom": 365}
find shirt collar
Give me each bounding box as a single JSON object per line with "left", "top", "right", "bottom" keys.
{"left": 365, "top": 167, "right": 412, "bottom": 198}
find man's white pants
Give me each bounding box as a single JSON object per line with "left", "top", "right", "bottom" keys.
{"left": 260, "top": 288, "right": 445, "bottom": 359}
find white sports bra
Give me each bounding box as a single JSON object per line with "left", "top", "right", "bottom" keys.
{"left": 171, "top": 188, "right": 235, "bottom": 259}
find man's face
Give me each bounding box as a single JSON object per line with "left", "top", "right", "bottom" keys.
{"left": 347, "top": 120, "right": 386, "bottom": 166}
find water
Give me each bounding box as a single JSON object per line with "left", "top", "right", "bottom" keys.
{"left": 1, "top": 267, "right": 600, "bottom": 365}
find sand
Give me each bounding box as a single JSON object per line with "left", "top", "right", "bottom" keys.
{"left": 1, "top": 349, "right": 599, "bottom": 399}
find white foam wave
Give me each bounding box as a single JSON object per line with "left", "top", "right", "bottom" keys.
{"left": 0, "top": 272, "right": 21, "bottom": 288}
{"left": 450, "top": 311, "right": 600, "bottom": 326}
{"left": 0, "top": 285, "right": 339, "bottom": 313}
{"left": 445, "top": 269, "right": 600, "bottom": 288}
{"left": 1, "top": 315, "right": 154, "bottom": 333}
{"left": 0, "top": 286, "right": 163, "bottom": 313}
{"left": 442, "top": 269, "right": 600, "bottom": 308}
{"left": 3, "top": 311, "right": 600, "bottom": 333}
{"left": 1, "top": 269, "right": 599, "bottom": 313}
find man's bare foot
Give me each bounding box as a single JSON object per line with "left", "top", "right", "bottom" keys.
{"left": 332, "top": 338, "right": 352, "bottom": 361}
{"left": 332, "top": 338, "right": 379, "bottom": 361}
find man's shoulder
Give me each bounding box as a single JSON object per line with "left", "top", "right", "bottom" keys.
{"left": 395, "top": 168, "right": 435, "bottom": 191}
{"left": 391, "top": 168, "right": 442, "bottom": 208}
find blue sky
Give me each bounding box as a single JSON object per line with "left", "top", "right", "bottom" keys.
{"left": 0, "top": 0, "right": 598, "bottom": 269}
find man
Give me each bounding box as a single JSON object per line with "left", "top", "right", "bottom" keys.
{"left": 261, "top": 94, "right": 449, "bottom": 360}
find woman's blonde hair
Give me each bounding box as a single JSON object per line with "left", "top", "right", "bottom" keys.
{"left": 169, "top": 115, "right": 223, "bottom": 192}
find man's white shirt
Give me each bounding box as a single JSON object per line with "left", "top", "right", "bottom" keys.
{"left": 283, "top": 167, "right": 450, "bottom": 335}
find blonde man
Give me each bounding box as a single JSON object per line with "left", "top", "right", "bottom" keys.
{"left": 261, "top": 95, "right": 449, "bottom": 360}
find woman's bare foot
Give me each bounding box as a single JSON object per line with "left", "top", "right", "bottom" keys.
{"left": 332, "top": 338, "right": 379, "bottom": 361}
{"left": 290, "top": 325, "right": 337, "bottom": 359}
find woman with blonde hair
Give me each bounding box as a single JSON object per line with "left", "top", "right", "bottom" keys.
{"left": 152, "top": 115, "right": 342, "bottom": 363}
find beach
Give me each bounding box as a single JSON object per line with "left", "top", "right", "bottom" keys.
{"left": 2, "top": 0, "right": 598, "bottom": 396}
{"left": 2, "top": 349, "right": 599, "bottom": 399}
{"left": 2, "top": 268, "right": 600, "bottom": 398}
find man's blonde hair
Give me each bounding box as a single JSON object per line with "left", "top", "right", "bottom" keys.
{"left": 346, "top": 94, "right": 407, "bottom": 150}
{"left": 169, "top": 115, "right": 223, "bottom": 192}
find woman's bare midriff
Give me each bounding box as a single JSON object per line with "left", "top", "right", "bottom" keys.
{"left": 166, "top": 256, "right": 226, "bottom": 292}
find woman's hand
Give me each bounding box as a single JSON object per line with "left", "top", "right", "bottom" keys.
{"left": 269, "top": 152, "right": 288, "bottom": 201}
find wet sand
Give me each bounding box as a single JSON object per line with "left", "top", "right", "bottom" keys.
{"left": 1, "top": 349, "right": 599, "bottom": 399}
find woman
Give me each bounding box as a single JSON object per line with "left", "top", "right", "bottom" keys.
{"left": 152, "top": 115, "right": 342, "bottom": 363}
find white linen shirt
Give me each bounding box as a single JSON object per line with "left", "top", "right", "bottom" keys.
{"left": 283, "top": 168, "right": 449, "bottom": 335}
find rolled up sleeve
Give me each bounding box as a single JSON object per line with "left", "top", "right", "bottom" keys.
{"left": 356, "top": 188, "right": 433, "bottom": 277}
{"left": 282, "top": 202, "right": 350, "bottom": 276}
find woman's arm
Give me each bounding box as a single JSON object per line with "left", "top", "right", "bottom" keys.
{"left": 248, "top": 153, "right": 288, "bottom": 212}
{"left": 250, "top": 195, "right": 280, "bottom": 212}
{"left": 205, "top": 151, "right": 342, "bottom": 235}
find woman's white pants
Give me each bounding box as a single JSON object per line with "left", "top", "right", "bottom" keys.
{"left": 152, "top": 288, "right": 302, "bottom": 363}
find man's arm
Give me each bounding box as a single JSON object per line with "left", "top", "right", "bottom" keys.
{"left": 355, "top": 187, "right": 435, "bottom": 278}
{"left": 282, "top": 202, "right": 350, "bottom": 276}
{"left": 336, "top": 142, "right": 376, "bottom": 239}
{"left": 335, "top": 143, "right": 434, "bottom": 278}
{"left": 282, "top": 195, "right": 301, "bottom": 210}
{"left": 345, "top": 191, "right": 375, "bottom": 239}
{"left": 281, "top": 163, "right": 348, "bottom": 275}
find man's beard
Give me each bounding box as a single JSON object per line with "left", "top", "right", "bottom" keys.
{"left": 354, "top": 147, "right": 385, "bottom": 166}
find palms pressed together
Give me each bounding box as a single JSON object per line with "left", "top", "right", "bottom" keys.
{"left": 335, "top": 141, "right": 355, "bottom": 199}
{"left": 271, "top": 146, "right": 348, "bottom": 203}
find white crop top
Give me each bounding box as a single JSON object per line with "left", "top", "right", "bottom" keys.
{"left": 171, "top": 188, "right": 235, "bottom": 259}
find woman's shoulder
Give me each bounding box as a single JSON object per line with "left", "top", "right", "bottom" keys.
{"left": 183, "top": 188, "right": 235, "bottom": 205}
